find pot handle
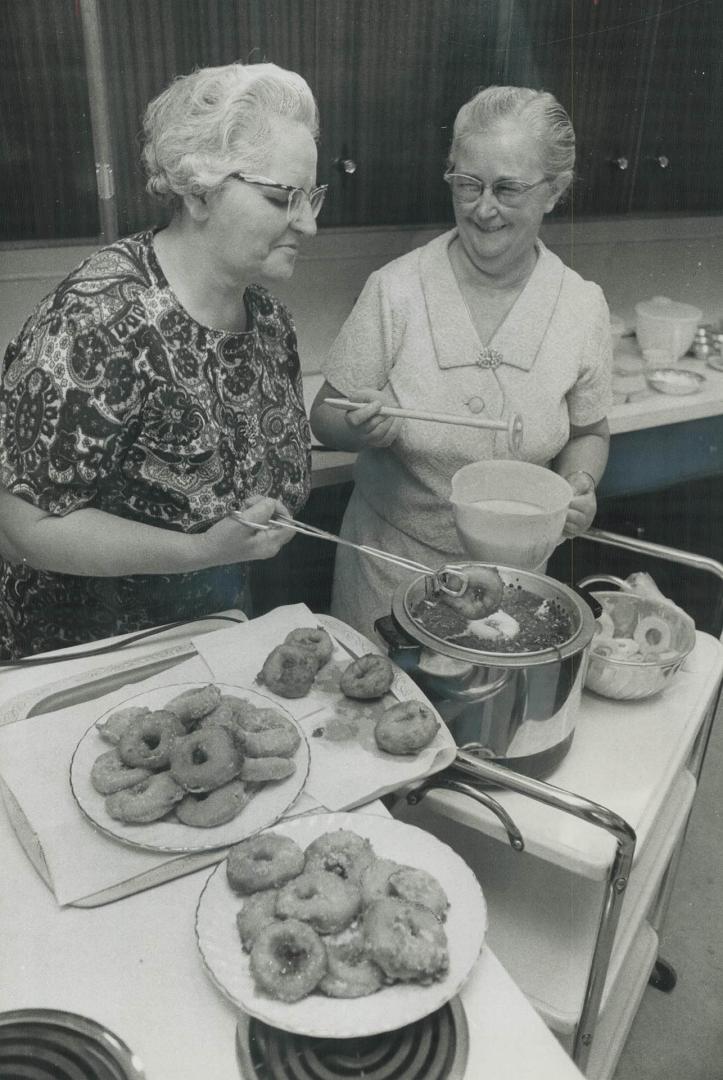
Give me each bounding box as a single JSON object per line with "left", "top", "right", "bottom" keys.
{"left": 576, "top": 573, "right": 630, "bottom": 592}
{"left": 374, "top": 614, "right": 421, "bottom": 672}
{"left": 405, "top": 776, "right": 524, "bottom": 852}
{"left": 574, "top": 573, "right": 631, "bottom": 619}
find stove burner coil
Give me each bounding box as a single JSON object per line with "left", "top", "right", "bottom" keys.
{"left": 0, "top": 1009, "right": 145, "bottom": 1080}
{"left": 236, "top": 998, "right": 468, "bottom": 1080}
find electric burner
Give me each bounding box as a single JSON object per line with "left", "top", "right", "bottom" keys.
{"left": 236, "top": 997, "right": 469, "bottom": 1080}
{"left": 0, "top": 1009, "right": 145, "bottom": 1080}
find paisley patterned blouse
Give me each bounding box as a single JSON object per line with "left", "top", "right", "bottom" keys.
{"left": 0, "top": 231, "right": 311, "bottom": 659}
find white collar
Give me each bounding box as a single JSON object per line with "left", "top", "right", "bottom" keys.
{"left": 419, "top": 230, "right": 564, "bottom": 372}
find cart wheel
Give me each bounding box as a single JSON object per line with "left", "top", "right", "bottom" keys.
{"left": 649, "top": 957, "right": 677, "bottom": 993}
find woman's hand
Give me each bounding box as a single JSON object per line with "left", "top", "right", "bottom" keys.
{"left": 563, "top": 471, "right": 597, "bottom": 537}
{"left": 341, "top": 387, "right": 403, "bottom": 449}
{"left": 196, "top": 496, "right": 296, "bottom": 568}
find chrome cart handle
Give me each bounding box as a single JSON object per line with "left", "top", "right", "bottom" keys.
{"left": 405, "top": 776, "right": 524, "bottom": 852}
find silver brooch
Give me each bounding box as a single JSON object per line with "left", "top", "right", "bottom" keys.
{"left": 477, "top": 347, "right": 503, "bottom": 369}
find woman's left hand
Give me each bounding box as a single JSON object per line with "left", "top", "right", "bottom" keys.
{"left": 563, "top": 471, "right": 597, "bottom": 537}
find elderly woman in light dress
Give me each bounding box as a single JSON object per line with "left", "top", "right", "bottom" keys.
{"left": 311, "top": 85, "right": 611, "bottom": 640}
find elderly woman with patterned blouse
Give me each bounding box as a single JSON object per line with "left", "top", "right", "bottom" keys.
{"left": 311, "top": 86, "right": 612, "bottom": 642}
{"left": 0, "top": 61, "right": 327, "bottom": 659}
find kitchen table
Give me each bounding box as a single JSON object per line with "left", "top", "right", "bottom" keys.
{"left": 0, "top": 617, "right": 585, "bottom": 1080}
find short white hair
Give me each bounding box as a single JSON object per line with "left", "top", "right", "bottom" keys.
{"left": 449, "top": 85, "right": 575, "bottom": 195}
{"left": 142, "top": 61, "right": 319, "bottom": 204}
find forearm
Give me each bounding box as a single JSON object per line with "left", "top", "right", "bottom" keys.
{"left": 553, "top": 420, "right": 610, "bottom": 487}
{"left": 0, "top": 491, "right": 206, "bottom": 576}
{"left": 310, "top": 381, "right": 373, "bottom": 452}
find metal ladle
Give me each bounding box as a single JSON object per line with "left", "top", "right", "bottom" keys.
{"left": 227, "top": 511, "right": 470, "bottom": 598}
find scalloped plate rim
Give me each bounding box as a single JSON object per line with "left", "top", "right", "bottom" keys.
{"left": 194, "top": 811, "right": 487, "bottom": 1038}
{"left": 69, "top": 681, "right": 310, "bottom": 854}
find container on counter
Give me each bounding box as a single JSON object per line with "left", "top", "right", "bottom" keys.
{"left": 635, "top": 296, "right": 702, "bottom": 360}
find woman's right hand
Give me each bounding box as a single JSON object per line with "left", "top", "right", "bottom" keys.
{"left": 341, "top": 387, "right": 403, "bottom": 448}
{"left": 195, "top": 496, "right": 295, "bottom": 568}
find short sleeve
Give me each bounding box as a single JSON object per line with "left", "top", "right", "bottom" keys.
{"left": 322, "top": 269, "right": 404, "bottom": 395}
{"left": 566, "top": 284, "right": 613, "bottom": 426}
{"left": 0, "top": 295, "right": 144, "bottom": 515}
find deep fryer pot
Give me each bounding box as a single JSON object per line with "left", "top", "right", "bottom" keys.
{"left": 376, "top": 564, "right": 596, "bottom": 779}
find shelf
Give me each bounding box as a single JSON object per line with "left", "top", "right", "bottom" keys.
{"left": 394, "top": 769, "right": 694, "bottom": 1035}
{"left": 411, "top": 632, "right": 723, "bottom": 881}
{"left": 573, "top": 922, "right": 659, "bottom": 1080}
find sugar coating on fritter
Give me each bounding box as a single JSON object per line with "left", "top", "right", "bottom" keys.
{"left": 117, "top": 710, "right": 185, "bottom": 770}
{"left": 90, "top": 748, "right": 151, "bottom": 795}
{"left": 276, "top": 870, "right": 362, "bottom": 935}
{"left": 227, "top": 833, "right": 306, "bottom": 895}
{"left": 319, "top": 927, "right": 384, "bottom": 998}
{"left": 304, "top": 828, "right": 376, "bottom": 883}
{"left": 363, "top": 897, "right": 449, "bottom": 984}
{"left": 175, "top": 779, "right": 251, "bottom": 827}
{"left": 165, "top": 684, "right": 222, "bottom": 727}
{"left": 386, "top": 866, "right": 449, "bottom": 920}
{"left": 169, "top": 725, "right": 241, "bottom": 793}
{"left": 359, "top": 857, "right": 404, "bottom": 905}
{"left": 250, "top": 919, "right": 327, "bottom": 1003}
{"left": 96, "top": 705, "right": 150, "bottom": 745}
{"left": 236, "top": 890, "right": 282, "bottom": 952}
{"left": 105, "top": 772, "right": 184, "bottom": 823}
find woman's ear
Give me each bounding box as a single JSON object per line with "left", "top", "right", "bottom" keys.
{"left": 182, "top": 191, "right": 210, "bottom": 221}
{"left": 544, "top": 173, "right": 573, "bottom": 213}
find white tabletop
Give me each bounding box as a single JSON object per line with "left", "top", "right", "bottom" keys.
{"left": 0, "top": 620, "right": 584, "bottom": 1080}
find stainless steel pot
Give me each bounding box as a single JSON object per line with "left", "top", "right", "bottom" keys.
{"left": 376, "top": 563, "right": 596, "bottom": 779}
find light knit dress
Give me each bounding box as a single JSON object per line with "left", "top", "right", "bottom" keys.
{"left": 322, "top": 229, "right": 612, "bottom": 642}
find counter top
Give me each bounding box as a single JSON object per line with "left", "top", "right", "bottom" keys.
{"left": 609, "top": 337, "right": 723, "bottom": 434}
{"left": 0, "top": 619, "right": 584, "bottom": 1080}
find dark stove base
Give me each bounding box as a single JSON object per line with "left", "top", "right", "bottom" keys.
{"left": 236, "top": 997, "right": 468, "bottom": 1080}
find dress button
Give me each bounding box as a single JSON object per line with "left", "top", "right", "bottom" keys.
{"left": 467, "top": 396, "right": 485, "bottom": 414}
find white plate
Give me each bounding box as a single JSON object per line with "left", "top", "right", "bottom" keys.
{"left": 69, "top": 682, "right": 310, "bottom": 854}
{"left": 195, "top": 811, "right": 487, "bottom": 1037}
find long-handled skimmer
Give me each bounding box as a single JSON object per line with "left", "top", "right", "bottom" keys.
{"left": 227, "top": 511, "right": 470, "bottom": 597}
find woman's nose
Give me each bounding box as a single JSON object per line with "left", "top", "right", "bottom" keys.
{"left": 473, "top": 187, "right": 500, "bottom": 217}
{"left": 291, "top": 200, "right": 318, "bottom": 237}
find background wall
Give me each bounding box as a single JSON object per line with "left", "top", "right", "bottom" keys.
{"left": 2, "top": 214, "right": 723, "bottom": 370}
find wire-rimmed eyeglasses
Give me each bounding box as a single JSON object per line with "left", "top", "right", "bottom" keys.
{"left": 443, "top": 171, "right": 550, "bottom": 208}
{"left": 227, "top": 172, "right": 328, "bottom": 222}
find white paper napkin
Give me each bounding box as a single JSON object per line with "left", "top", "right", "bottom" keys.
{"left": 0, "top": 654, "right": 322, "bottom": 906}
{"left": 0, "top": 606, "right": 455, "bottom": 904}
{"left": 192, "top": 605, "right": 457, "bottom": 811}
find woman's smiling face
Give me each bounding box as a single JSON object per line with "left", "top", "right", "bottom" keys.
{"left": 451, "top": 119, "right": 560, "bottom": 276}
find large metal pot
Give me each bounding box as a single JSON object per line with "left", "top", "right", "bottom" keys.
{"left": 375, "top": 563, "right": 596, "bottom": 779}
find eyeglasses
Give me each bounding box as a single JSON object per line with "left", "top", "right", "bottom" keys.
{"left": 227, "top": 172, "right": 328, "bottom": 222}
{"left": 443, "top": 171, "right": 549, "bottom": 208}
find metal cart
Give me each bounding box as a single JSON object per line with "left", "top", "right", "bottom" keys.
{"left": 396, "top": 528, "right": 723, "bottom": 1077}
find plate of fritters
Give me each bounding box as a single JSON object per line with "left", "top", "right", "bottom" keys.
{"left": 70, "top": 682, "right": 310, "bottom": 854}
{"left": 195, "top": 811, "right": 487, "bottom": 1037}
